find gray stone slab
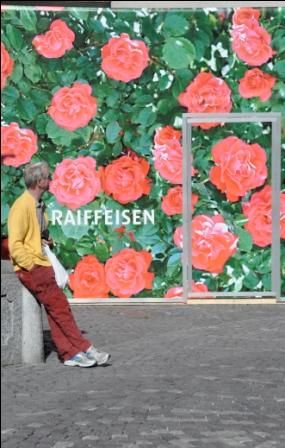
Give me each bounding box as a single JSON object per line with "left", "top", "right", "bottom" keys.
{"left": 1, "top": 260, "right": 44, "bottom": 366}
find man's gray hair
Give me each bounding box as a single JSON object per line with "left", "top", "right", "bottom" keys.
{"left": 23, "top": 161, "right": 49, "bottom": 188}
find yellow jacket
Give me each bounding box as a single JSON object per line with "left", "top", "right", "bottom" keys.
{"left": 8, "top": 190, "right": 51, "bottom": 271}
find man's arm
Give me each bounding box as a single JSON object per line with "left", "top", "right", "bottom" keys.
{"left": 8, "top": 204, "right": 34, "bottom": 270}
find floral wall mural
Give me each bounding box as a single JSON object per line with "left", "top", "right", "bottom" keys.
{"left": 1, "top": 5, "right": 285, "bottom": 299}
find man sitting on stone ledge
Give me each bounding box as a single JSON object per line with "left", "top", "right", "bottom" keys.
{"left": 8, "top": 161, "right": 110, "bottom": 368}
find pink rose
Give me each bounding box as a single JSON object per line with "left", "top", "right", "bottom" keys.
{"left": 242, "top": 185, "right": 285, "bottom": 247}
{"left": 154, "top": 126, "right": 182, "bottom": 146}
{"left": 105, "top": 249, "right": 154, "bottom": 298}
{"left": 232, "top": 8, "right": 260, "bottom": 26}
{"left": 1, "top": 42, "right": 14, "bottom": 90}
{"left": 231, "top": 21, "right": 274, "bottom": 66}
{"left": 153, "top": 126, "right": 196, "bottom": 184}
{"left": 238, "top": 68, "right": 276, "bottom": 102}
{"left": 32, "top": 19, "right": 75, "bottom": 58}
{"left": 178, "top": 72, "right": 232, "bottom": 129}
{"left": 49, "top": 156, "right": 102, "bottom": 209}
{"left": 102, "top": 154, "right": 151, "bottom": 204}
{"left": 209, "top": 136, "right": 267, "bottom": 202}
{"left": 69, "top": 255, "right": 109, "bottom": 299}
{"left": 101, "top": 33, "right": 149, "bottom": 83}
{"left": 165, "top": 282, "right": 209, "bottom": 298}
{"left": 161, "top": 186, "right": 198, "bottom": 215}
{"left": 154, "top": 138, "right": 183, "bottom": 184}
{"left": 1, "top": 123, "right": 38, "bottom": 168}
{"left": 174, "top": 215, "right": 238, "bottom": 274}
{"left": 48, "top": 82, "right": 97, "bottom": 132}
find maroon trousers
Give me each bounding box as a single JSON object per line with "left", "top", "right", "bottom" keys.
{"left": 17, "top": 265, "right": 91, "bottom": 361}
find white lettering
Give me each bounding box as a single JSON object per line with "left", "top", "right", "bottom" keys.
{"left": 133, "top": 210, "right": 142, "bottom": 225}
{"left": 105, "top": 209, "right": 113, "bottom": 225}
{"left": 52, "top": 210, "right": 62, "bottom": 225}
{"left": 83, "top": 210, "right": 93, "bottom": 225}
{"left": 121, "top": 210, "right": 131, "bottom": 225}
{"left": 51, "top": 208, "right": 156, "bottom": 226}
{"left": 143, "top": 210, "right": 155, "bottom": 225}
{"left": 94, "top": 209, "right": 103, "bottom": 225}
{"left": 64, "top": 210, "right": 76, "bottom": 226}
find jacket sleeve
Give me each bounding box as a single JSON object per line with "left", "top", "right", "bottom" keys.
{"left": 8, "top": 203, "right": 34, "bottom": 271}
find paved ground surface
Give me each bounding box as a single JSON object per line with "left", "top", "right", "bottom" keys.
{"left": 2, "top": 305, "right": 285, "bottom": 448}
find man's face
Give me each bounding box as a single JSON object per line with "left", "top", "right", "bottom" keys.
{"left": 39, "top": 169, "right": 51, "bottom": 192}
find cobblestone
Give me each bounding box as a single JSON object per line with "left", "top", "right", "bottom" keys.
{"left": 2, "top": 305, "right": 285, "bottom": 447}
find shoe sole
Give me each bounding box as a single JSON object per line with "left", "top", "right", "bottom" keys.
{"left": 64, "top": 360, "right": 97, "bottom": 367}
{"left": 97, "top": 354, "right": 111, "bottom": 366}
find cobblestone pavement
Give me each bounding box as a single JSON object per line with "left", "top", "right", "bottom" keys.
{"left": 2, "top": 305, "right": 285, "bottom": 448}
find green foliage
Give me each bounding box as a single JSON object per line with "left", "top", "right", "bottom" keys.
{"left": 163, "top": 37, "right": 196, "bottom": 69}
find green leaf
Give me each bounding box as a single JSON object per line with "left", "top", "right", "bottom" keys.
{"left": 94, "top": 243, "right": 110, "bottom": 262}
{"left": 274, "top": 60, "right": 285, "bottom": 79}
{"left": 243, "top": 271, "right": 260, "bottom": 289}
{"left": 17, "top": 97, "right": 37, "bottom": 122}
{"left": 163, "top": 38, "right": 196, "bottom": 69}
{"left": 35, "top": 114, "right": 49, "bottom": 135}
{"left": 24, "top": 65, "right": 42, "bottom": 84}
{"left": 1, "top": 86, "right": 20, "bottom": 103}
{"left": 163, "top": 13, "right": 189, "bottom": 36}
{"left": 236, "top": 228, "right": 253, "bottom": 252}
{"left": 46, "top": 120, "right": 74, "bottom": 146}
{"left": 262, "top": 274, "right": 271, "bottom": 291}
{"left": 133, "top": 107, "right": 157, "bottom": 127}
{"left": 6, "top": 24, "right": 25, "bottom": 50}
{"left": 10, "top": 64, "right": 23, "bottom": 84}
{"left": 70, "top": 8, "right": 89, "bottom": 21}
{"left": 19, "top": 10, "right": 37, "bottom": 32}
{"left": 167, "top": 251, "right": 182, "bottom": 267}
{"left": 135, "top": 223, "right": 161, "bottom": 246}
{"left": 106, "top": 121, "right": 122, "bottom": 143}
{"left": 272, "top": 29, "right": 285, "bottom": 53}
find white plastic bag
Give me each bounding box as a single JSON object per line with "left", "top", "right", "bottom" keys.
{"left": 43, "top": 245, "right": 69, "bottom": 289}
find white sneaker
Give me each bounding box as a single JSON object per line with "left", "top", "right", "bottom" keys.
{"left": 85, "top": 346, "right": 111, "bottom": 366}
{"left": 64, "top": 352, "right": 97, "bottom": 367}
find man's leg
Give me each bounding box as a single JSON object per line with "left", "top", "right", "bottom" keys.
{"left": 17, "top": 266, "right": 91, "bottom": 361}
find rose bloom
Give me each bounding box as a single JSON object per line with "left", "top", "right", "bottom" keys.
{"left": 161, "top": 186, "right": 199, "bottom": 216}
{"left": 48, "top": 82, "right": 97, "bottom": 132}
{"left": 101, "top": 33, "right": 149, "bottom": 83}
{"left": 238, "top": 68, "right": 276, "bottom": 102}
{"left": 49, "top": 156, "right": 102, "bottom": 209}
{"left": 173, "top": 226, "right": 183, "bottom": 249}
{"left": 178, "top": 72, "right": 232, "bottom": 130}
{"left": 174, "top": 215, "right": 238, "bottom": 274}
{"left": 242, "top": 185, "right": 285, "bottom": 247}
{"left": 1, "top": 43, "right": 14, "bottom": 90}
{"left": 1, "top": 123, "right": 38, "bottom": 168}
{"left": 154, "top": 126, "right": 182, "bottom": 146}
{"left": 231, "top": 21, "right": 274, "bottom": 66}
{"left": 69, "top": 255, "right": 109, "bottom": 298}
{"left": 105, "top": 248, "right": 154, "bottom": 298}
{"left": 102, "top": 154, "right": 151, "bottom": 204}
{"left": 32, "top": 19, "right": 74, "bottom": 58}
{"left": 153, "top": 126, "right": 197, "bottom": 183}
{"left": 232, "top": 8, "right": 260, "bottom": 26}
{"left": 209, "top": 136, "right": 267, "bottom": 202}
{"left": 165, "top": 282, "right": 209, "bottom": 298}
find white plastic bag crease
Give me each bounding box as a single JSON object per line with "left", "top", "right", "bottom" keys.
{"left": 43, "top": 245, "right": 69, "bottom": 289}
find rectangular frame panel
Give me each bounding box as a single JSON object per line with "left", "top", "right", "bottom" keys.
{"left": 182, "top": 112, "right": 281, "bottom": 302}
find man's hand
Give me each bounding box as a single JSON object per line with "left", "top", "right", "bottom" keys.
{"left": 42, "top": 238, "right": 54, "bottom": 247}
